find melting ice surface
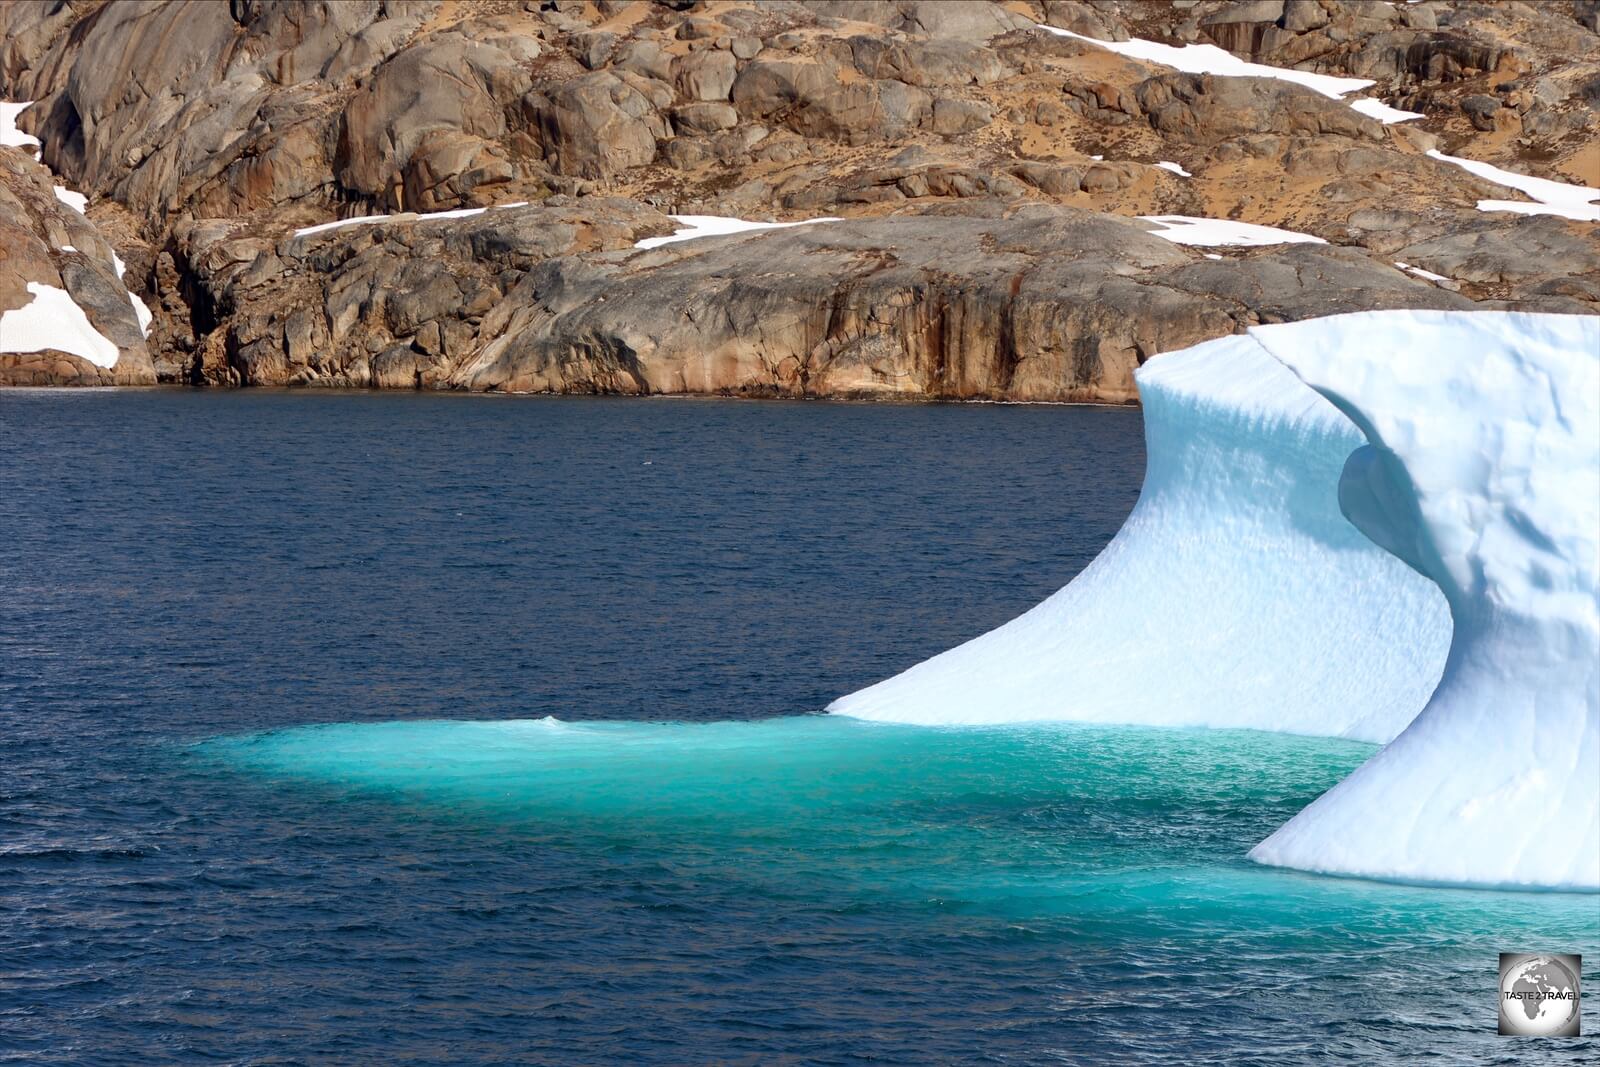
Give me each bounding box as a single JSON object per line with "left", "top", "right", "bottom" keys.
{"left": 1251, "top": 310, "right": 1600, "bottom": 891}
{"left": 831, "top": 332, "right": 1450, "bottom": 743}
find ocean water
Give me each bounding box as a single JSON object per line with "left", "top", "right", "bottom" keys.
{"left": 1, "top": 389, "right": 1594, "bottom": 1065}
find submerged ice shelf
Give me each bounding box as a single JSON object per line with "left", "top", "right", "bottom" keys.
{"left": 830, "top": 332, "right": 1451, "bottom": 744}
{"left": 833, "top": 309, "right": 1598, "bottom": 892}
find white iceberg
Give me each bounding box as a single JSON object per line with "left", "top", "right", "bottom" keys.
{"left": 833, "top": 309, "right": 1598, "bottom": 891}
{"left": 1249, "top": 310, "right": 1600, "bottom": 891}
{"left": 830, "top": 332, "right": 1451, "bottom": 743}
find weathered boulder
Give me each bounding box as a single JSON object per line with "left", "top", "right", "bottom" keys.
{"left": 847, "top": 35, "right": 1010, "bottom": 88}
{"left": 524, "top": 72, "right": 668, "bottom": 178}
{"left": 672, "top": 50, "right": 739, "bottom": 102}
{"left": 1132, "top": 73, "right": 1384, "bottom": 143}
{"left": 731, "top": 58, "right": 932, "bottom": 142}
{"left": 338, "top": 32, "right": 533, "bottom": 210}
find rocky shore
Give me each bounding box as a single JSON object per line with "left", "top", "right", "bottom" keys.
{"left": 1, "top": 0, "right": 1595, "bottom": 399}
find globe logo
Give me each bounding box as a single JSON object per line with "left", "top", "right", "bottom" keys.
{"left": 1499, "top": 953, "right": 1581, "bottom": 1036}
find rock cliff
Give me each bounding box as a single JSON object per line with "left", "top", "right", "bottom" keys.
{"left": 1, "top": 0, "right": 1595, "bottom": 398}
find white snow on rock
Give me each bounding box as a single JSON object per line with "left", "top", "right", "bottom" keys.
{"left": 1347, "top": 97, "right": 1424, "bottom": 123}
{"left": 0, "top": 282, "right": 122, "bottom": 368}
{"left": 634, "top": 214, "right": 844, "bottom": 250}
{"left": 1250, "top": 310, "right": 1600, "bottom": 892}
{"left": 1154, "top": 160, "right": 1191, "bottom": 177}
{"left": 1394, "top": 261, "right": 1449, "bottom": 284}
{"left": 1426, "top": 149, "right": 1600, "bottom": 221}
{"left": 1039, "top": 26, "right": 1419, "bottom": 124}
{"left": 6, "top": 100, "right": 150, "bottom": 341}
{"left": 292, "top": 201, "right": 531, "bottom": 238}
{"left": 52, "top": 186, "right": 88, "bottom": 213}
{"left": 829, "top": 331, "right": 1451, "bottom": 743}
{"left": 1138, "top": 215, "right": 1326, "bottom": 246}
{"left": 112, "top": 252, "right": 153, "bottom": 338}
{"left": 1, "top": 100, "right": 40, "bottom": 150}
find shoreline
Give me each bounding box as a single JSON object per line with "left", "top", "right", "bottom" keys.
{"left": 0, "top": 383, "right": 1145, "bottom": 409}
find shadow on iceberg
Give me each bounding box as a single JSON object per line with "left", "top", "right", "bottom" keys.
{"left": 829, "top": 332, "right": 1452, "bottom": 744}
{"left": 1250, "top": 310, "right": 1599, "bottom": 892}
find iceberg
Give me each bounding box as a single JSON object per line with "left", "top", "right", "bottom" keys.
{"left": 1249, "top": 310, "right": 1600, "bottom": 891}
{"left": 829, "top": 332, "right": 1452, "bottom": 744}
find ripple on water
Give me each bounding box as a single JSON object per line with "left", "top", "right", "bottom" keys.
{"left": 2, "top": 390, "right": 1595, "bottom": 1064}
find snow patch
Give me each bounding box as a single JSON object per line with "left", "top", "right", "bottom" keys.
{"left": 1139, "top": 215, "right": 1325, "bottom": 246}
{"left": 0, "top": 282, "right": 121, "bottom": 368}
{"left": 1154, "top": 160, "right": 1191, "bottom": 177}
{"left": 1474, "top": 199, "right": 1599, "bottom": 223}
{"left": 112, "top": 253, "right": 154, "bottom": 338}
{"left": 1, "top": 100, "right": 40, "bottom": 151}
{"left": 829, "top": 332, "right": 1451, "bottom": 742}
{"left": 634, "top": 214, "right": 844, "bottom": 250}
{"left": 1426, "top": 149, "right": 1600, "bottom": 222}
{"left": 292, "top": 201, "right": 532, "bottom": 238}
{"left": 7, "top": 102, "right": 150, "bottom": 341}
{"left": 1039, "top": 26, "right": 1419, "bottom": 124}
{"left": 1394, "top": 261, "right": 1449, "bottom": 284}
{"left": 52, "top": 186, "right": 87, "bottom": 214}
{"left": 1347, "top": 97, "right": 1424, "bottom": 124}
{"left": 1250, "top": 310, "right": 1600, "bottom": 891}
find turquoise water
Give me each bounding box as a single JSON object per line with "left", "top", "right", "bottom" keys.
{"left": 199, "top": 715, "right": 1600, "bottom": 1062}
{"left": 204, "top": 715, "right": 1598, "bottom": 936}
{"left": 4, "top": 389, "right": 1595, "bottom": 1063}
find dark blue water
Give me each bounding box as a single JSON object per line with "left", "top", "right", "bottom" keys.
{"left": 2, "top": 390, "right": 1594, "bottom": 1065}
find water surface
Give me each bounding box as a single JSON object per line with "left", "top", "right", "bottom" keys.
{"left": 1, "top": 389, "right": 1594, "bottom": 1064}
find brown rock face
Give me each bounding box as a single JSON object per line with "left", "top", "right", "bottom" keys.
{"left": 0, "top": 146, "right": 155, "bottom": 386}
{"left": 170, "top": 198, "right": 1472, "bottom": 402}
{"left": 0, "top": 0, "right": 1594, "bottom": 392}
